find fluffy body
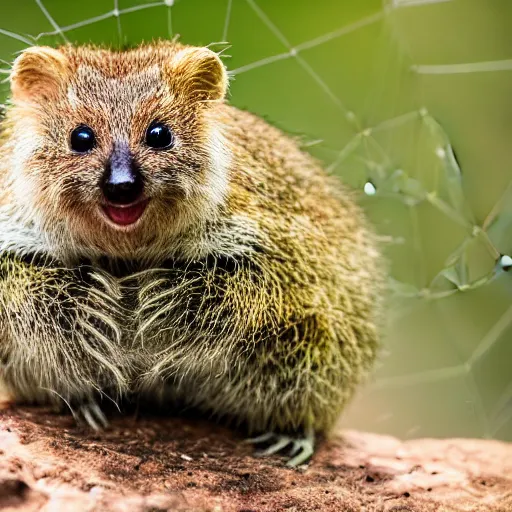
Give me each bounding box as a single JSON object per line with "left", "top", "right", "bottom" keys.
{"left": 0, "top": 42, "right": 382, "bottom": 457}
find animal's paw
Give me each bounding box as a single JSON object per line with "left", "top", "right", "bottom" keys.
{"left": 73, "top": 400, "right": 110, "bottom": 431}
{"left": 245, "top": 430, "right": 315, "bottom": 467}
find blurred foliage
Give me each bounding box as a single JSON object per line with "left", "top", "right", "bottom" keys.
{"left": 0, "top": 0, "right": 511, "bottom": 441}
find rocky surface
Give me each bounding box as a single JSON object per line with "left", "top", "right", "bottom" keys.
{"left": 0, "top": 405, "right": 511, "bottom": 512}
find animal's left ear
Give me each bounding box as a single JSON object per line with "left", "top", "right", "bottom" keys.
{"left": 164, "top": 47, "right": 228, "bottom": 103}
{"left": 10, "top": 46, "right": 69, "bottom": 103}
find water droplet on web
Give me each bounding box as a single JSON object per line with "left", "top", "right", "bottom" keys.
{"left": 364, "top": 181, "right": 377, "bottom": 195}
{"left": 435, "top": 147, "right": 446, "bottom": 159}
{"left": 498, "top": 255, "right": 512, "bottom": 271}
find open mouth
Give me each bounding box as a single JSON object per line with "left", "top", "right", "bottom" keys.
{"left": 101, "top": 199, "right": 149, "bottom": 227}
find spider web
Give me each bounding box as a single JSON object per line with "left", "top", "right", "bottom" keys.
{"left": 0, "top": 0, "right": 511, "bottom": 441}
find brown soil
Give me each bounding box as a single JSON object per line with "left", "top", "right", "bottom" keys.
{"left": 0, "top": 405, "right": 511, "bottom": 512}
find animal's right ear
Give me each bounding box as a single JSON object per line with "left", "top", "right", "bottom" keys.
{"left": 10, "top": 47, "right": 69, "bottom": 102}
{"left": 163, "top": 46, "right": 228, "bottom": 104}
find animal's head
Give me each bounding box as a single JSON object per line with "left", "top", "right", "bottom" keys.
{"left": 6, "top": 42, "right": 230, "bottom": 261}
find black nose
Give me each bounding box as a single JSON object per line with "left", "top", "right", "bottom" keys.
{"left": 102, "top": 145, "right": 144, "bottom": 205}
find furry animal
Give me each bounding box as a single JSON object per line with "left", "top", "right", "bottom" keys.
{"left": 0, "top": 42, "right": 382, "bottom": 465}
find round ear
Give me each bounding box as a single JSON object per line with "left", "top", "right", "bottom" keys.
{"left": 164, "top": 47, "right": 228, "bottom": 103}
{"left": 10, "top": 46, "right": 69, "bottom": 102}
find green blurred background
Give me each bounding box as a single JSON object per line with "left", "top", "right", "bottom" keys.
{"left": 1, "top": 0, "right": 511, "bottom": 441}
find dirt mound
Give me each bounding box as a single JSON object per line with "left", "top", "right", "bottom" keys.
{"left": 1, "top": 406, "right": 511, "bottom": 511}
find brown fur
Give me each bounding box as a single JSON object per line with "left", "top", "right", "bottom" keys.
{"left": 0, "top": 42, "right": 382, "bottom": 447}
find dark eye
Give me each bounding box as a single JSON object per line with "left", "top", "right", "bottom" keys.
{"left": 70, "top": 125, "right": 96, "bottom": 153}
{"left": 145, "top": 122, "right": 174, "bottom": 150}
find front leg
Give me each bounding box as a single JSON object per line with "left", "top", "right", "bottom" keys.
{"left": 0, "top": 252, "right": 130, "bottom": 418}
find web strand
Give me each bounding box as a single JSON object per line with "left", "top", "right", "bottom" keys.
{"left": 113, "top": 0, "right": 122, "bottom": 41}
{"left": 34, "top": 0, "right": 69, "bottom": 43}
{"left": 222, "top": 0, "right": 232, "bottom": 42}
{"left": 412, "top": 59, "right": 512, "bottom": 74}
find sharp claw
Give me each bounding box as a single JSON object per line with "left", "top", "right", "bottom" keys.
{"left": 90, "top": 402, "right": 109, "bottom": 429}
{"left": 288, "top": 441, "right": 303, "bottom": 458}
{"left": 71, "top": 408, "right": 81, "bottom": 424}
{"left": 246, "top": 430, "right": 316, "bottom": 466}
{"left": 286, "top": 439, "right": 315, "bottom": 467}
{"left": 73, "top": 401, "right": 109, "bottom": 431}
{"left": 81, "top": 405, "right": 102, "bottom": 431}
{"left": 255, "top": 436, "right": 291, "bottom": 457}
{"left": 244, "top": 432, "right": 276, "bottom": 444}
